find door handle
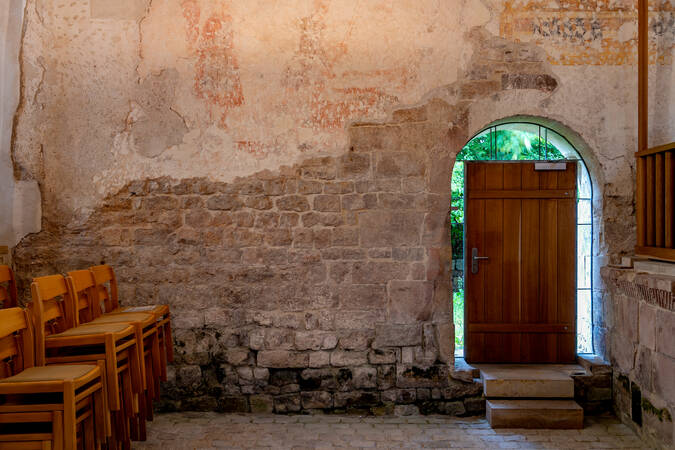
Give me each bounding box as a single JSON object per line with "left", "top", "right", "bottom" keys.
{"left": 471, "top": 248, "right": 489, "bottom": 274}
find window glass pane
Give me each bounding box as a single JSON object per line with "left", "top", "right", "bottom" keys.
{"left": 578, "top": 199, "right": 592, "bottom": 224}
{"left": 577, "top": 289, "right": 593, "bottom": 353}
{"left": 495, "top": 124, "right": 541, "bottom": 160}
{"left": 547, "top": 129, "right": 579, "bottom": 160}
{"left": 577, "top": 224, "right": 592, "bottom": 289}
{"left": 578, "top": 165, "right": 592, "bottom": 199}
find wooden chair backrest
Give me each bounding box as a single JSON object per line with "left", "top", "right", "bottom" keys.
{"left": 30, "top": 275, "right": 77, "bottom": 365}
{"left": 66, "top": 269, "right": 102, "bottom": 325}
{"left": 0, "top": 265, "right": 19, "bottom": 308}
{"left": 90, "top": 265, "right": 120, "bottom": 313}
{"left": 0, "top": 307, "right": 35, "bottom": 378}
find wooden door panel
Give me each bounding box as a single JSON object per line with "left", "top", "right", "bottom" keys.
{"left": 464, "top": 161, "right": 577, "bottom": 363}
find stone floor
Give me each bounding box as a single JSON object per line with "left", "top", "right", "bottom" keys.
{"left": 135, "top": 412, "right": 646, "bottom": 449}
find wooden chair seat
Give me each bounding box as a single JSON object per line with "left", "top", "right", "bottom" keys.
{"left": 118, "top": 304, "right": 169, "bottom": 316}
{"left": 48, "top": 323, "right": 132, "bottom": 338}
{"left": 90, "top": 312, "right": 155, "bottom": 327}
{"left": 0, "top": 365, "right": 97, "bottom": 383}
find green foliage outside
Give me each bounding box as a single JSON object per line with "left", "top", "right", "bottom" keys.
{"left": 453, "top": 289, "right": 464, "bottom": 349}
{"left": 451, "top": 128, "right": 566, "bottom": 353}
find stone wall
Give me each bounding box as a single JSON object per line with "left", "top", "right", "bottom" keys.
{"left": 602, "top": 267, "right": 674, "bottom": 448}
{"left": 14, "top": 108, "right": 492, "bottom": 414}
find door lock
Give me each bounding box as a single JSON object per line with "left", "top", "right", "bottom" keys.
{"left": 471, "top": 248, "right": 489, "bottom": 274}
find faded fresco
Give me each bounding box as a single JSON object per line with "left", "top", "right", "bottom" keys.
{"left": 10, "top": 0, "right": 673, "bottom": 225}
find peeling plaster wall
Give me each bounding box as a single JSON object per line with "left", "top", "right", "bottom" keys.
{"left": 8, "top": 0, "right": 675, "bottom": 418}
{"left": 11, "top": 0, "right": 675, "bottom": 233}
{"left": 0, "top": 0, "right": 41, "bottom": 249}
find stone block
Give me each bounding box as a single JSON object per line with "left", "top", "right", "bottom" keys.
{"left": 218, "top": 396, "right": 250, "bottom": 413}
{"left": 299, "top": 369, "right": 338, "bottom": 391}
{"left": 396, "top": 364, "right": 450, "bottom": 388}
{"left": 351, "top": 261, "right": 409, "bottom": 284}
{"left": 639, "top": 302, "right": 657, "bottom": 350}
{"left": 332, "top": 227, "right": 359, "bottom": 246}
{"left": 224, "top": 348, "right": 250, "bottom": 366}
{"left": 274, "top": 394, "right": 301, "bottom": 413}
{"left": 313, "top": 195, "right": 341, "bottom": 212}
{"left": 374, "top": 324, "right": 422, "bottom": 348}
{"left": 656, "top": 309, "right": 675, "bottom": 359}
{"left": 324, "top": 181, "right": 354, "bottom": 194}
{"left": 368, "top": 349, "right": 397, "bottom": 365}
{"left": 257, "top": 351, "right": 308, "bottom": 368}
{"left": 388, "top": 281, "right": 433, "bottom": 324}
{"left": 339, "top": 285, "right": 387, "bottom": 310}
{"left": 206, "top": 194, "right": 242, "bottom": 211}
{"left": 502, "top": 73, "right": 557, "bottom": 92}
{"left": 330, "top": 310, "right": 386, "bottom": 330}
{"left": 295, "top": 331, "right": 337, "bottom": 351}
{"left": 653, "top": 352, "right": 675, "bottom": 401}
{"left": 250, "top": 395, "right": 274, "bottom": 413}
{"left": 330, "top": 351, "right": 368, "bottom": 367}
{"left": 394, "top": 404, "right": 419, "bottom": 416}
{"left": 263, "top": 329, "right": 294, "bottom": 350}
{"left": 300, "top": 157, "right": 336, "bottom": 180}
{"left": 359, "top": 211, "right": 423, "bottom": 247}
{"left": 339, "top": 331, "right": 372, "bottom": 350}
{"left": 269, "top": 370, "right": 297, "bottom": 386}
{"left": 276, "top": 195, "right": 310, "bottom": 212}
{"left": 378, "top": 365, "right": 396, "bottom": 390}
{"left": 339, "top": 153, "right": 371, "bottom": 179}
{"left": 375, "top": 152, "right": 425, "bottom": 178}
{"left": 443, "top": 379, "right": 484, "bottom": 399}
{"left": 309, "top": 351, "right": 330, "bottom": 368}
{"left": 352, "top": 367, "right": 377, "bottom": 389}
{"left": 301, "top": 391, "right": 333, "bottom": 409}
{"left": 334, "top": 391, "right": 379, "bottom": 409}
{"left": 298, "top": 180, "right": 323, "bottom": 194}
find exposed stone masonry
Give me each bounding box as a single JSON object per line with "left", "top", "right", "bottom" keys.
{"left": 12, "top": 108, "right": 488, "bottom": 414}
{"left": 602, "top": 267, "right": 675, "bottom": 448}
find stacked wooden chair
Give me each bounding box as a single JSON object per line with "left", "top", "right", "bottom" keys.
{"left": 89, "top": 265, "right": 173, "bottom": 372}
{"left": 0, "top": 307, "right": 107, "bottom": 449}
{"left": 67, "top": 270, "right": 161, "bottom": 435}
{"left": 0, "top": 266, "right": 18, "bottom": 309}
{"left": 0, "top": 264, "right": 173, "bottom": 449}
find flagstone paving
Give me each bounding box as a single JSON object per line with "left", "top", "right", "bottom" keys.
{"left": 135, "top": 412, "right": 644, "bottom": 449}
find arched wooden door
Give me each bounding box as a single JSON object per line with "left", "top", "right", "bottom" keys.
{"left": 464, "top": 161, "right": 577, "bottom": 363}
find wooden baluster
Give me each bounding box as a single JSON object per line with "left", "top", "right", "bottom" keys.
{"left": 636, "top": 156, "right": 646, "bottom": 247}
{"left": 667, "top": 151, "right": 675, "bottom": 248}
{"left": 646, "top": 155, "right": 655, "bottom": 246}
{"left": 656, "top": 152, "right": 665, "bottom": 247}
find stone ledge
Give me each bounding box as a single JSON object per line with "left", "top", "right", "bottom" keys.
{"left": 601, "top": 266, "right": 675, "bottom": 312}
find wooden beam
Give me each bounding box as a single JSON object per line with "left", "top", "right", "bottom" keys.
{"left": 638, "top": 0, "right": 648, "bottom": 152}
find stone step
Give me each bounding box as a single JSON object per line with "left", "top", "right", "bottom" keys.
{"left": 477, "top": 364, "right": 576, "bottom": 398}
{"left": 487, "top": 399, "right": 583, "bottom": 429}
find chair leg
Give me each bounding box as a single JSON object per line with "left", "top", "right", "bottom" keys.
{"left": 93, "top": 384, "right": 106, "bottom": 446}
{"left": 84, "top": 414, "right": 95, "bottom": 450}
{"left": 63, "top": 382, "right": 77, "bottom": 450}
{"left": 151, "top": 332, "right": 162, "bottom": 400}
{"left": 164, "top": 317, "right": 174, "bottom": 363}
{"left": 105, "top": 336, "right": 121, "bottom": 410}
{"left": 158, "top": 326, "right": 168, "bottom": 382}
{"left": 53, "top": 410, "right": 64, "bottom": 450}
